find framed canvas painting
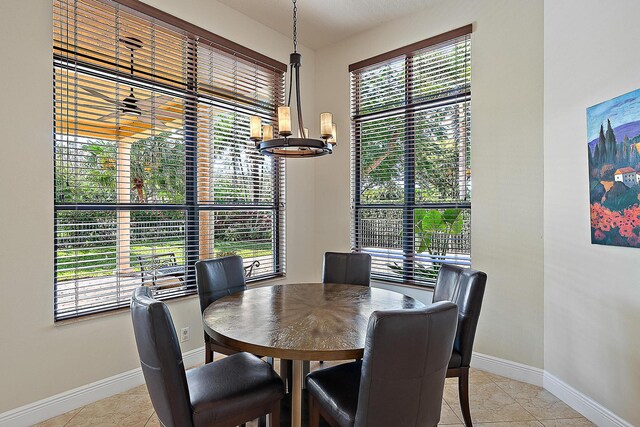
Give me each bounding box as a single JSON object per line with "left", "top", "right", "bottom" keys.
{"left": 587, "top": 88, "right": 640, "bottom": 247}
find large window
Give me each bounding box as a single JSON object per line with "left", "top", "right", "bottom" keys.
{"left": 350, "top": 26, "right": 472, "bottom": 287}
{"left": 53, "top": 0, "right": 285, "bottom": 320}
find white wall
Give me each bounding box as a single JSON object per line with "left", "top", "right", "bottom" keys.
{"left": 544, "top": 1, "right": 640, "bottom": 424}
{"left": 0, "top": 0, "right": 318, "bottom": 413}
{"left": 314, "top": 0, "right": 545, "bottom": 368}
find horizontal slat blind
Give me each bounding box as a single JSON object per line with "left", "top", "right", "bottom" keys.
{"left": 350, "top": 31, "right": 471, "bottom": 287}
{"left": 54, "top": 0, "right": 285, "bottom": 320}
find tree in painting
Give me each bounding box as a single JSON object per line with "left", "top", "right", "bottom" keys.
{"left": 587, "top": 88, "right": 640, "bottom": 247}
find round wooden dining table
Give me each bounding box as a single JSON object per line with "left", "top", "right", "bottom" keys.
{"left": 202, "top": 283, "right": 426, "bottom": 427}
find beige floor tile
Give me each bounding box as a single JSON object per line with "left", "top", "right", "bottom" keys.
{"left": 445, "top": 369, "right": 496, "bottom": 386}
{"left": 445, "top": 382, "right": 536, "bottom": 423}
{"left": 32, "top": 408, "right": 81, "bottom": 427}
{"left": 444, "top": 382, "right": 517, "bottom": 407}
{"left": 496, "top": 380, "right": 582, "bottom": 420}
{"left": 65, "top": 388, "right": 154, "bottom": 427}
{"left": 121, "top": 385, "right": 150, "bottom": 397}
{"left": 440, "top": 401, "right": 462, "bottom": 425}
{"left": 470, "top": 369, "right": 505, "bottom": 384}
{"left": 540, "top": 418, "right": 596, "bottom": 426}
{"left": 143, "top": 413, "right": 161, "bottom": 427}
{"left": 475, "top": 422, "right": 543, "bottom": 427}
{"left": 481, "top": 371, "right": 512, "bottom": 383}
{"left": 37, "top": 369, "right": 592, "bottom": 427}
{"left": 448, "top": 401, "right": 537, "bottom": 424}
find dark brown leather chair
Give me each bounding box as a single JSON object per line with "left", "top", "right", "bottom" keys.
{"left": 322, "top": 252, "right": 372, "bottom": 286}
{"left": 195, "top": 255, "right": 247, "bottom": 363}
{"left": 130, "top": 286, "right": 284, "bottom": 427}
{"left": 306, "top": 301, "right": 458, "bottom": 427}
{"left": 433, "top": 264, "right": 487, "bottom": 427}
{"left": 318, "top": 251, "right": 373, "bottom": 367}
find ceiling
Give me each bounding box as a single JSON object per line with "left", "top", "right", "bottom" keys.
{"left": 216, "top": 0, "right": 440, "bottom": 50}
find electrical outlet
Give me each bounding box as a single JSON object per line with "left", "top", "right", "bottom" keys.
{"left": 180, "top": 327, "right": 190, "bottom": 343}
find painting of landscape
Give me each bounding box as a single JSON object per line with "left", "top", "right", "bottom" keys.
{"left": 587, "top": 88, "right": 640, "bottom": 247}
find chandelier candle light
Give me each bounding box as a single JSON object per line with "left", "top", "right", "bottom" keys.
{"left": 250, "top": 0, "right": 336, "bottom": 157}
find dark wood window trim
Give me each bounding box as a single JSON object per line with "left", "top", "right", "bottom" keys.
{"left": 348, "top": 24, "right": 472, "bottom": 73}
{"left": 111, "top": 0, "right": 287, "bottom": 73}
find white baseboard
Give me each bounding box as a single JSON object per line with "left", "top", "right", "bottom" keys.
{"left": 470, "top": 352, "right": 633, "bottom": 427}
{"left": 543, "top": 371, "right": 633, "bottom": 427}
{"left": 0, "top": 346, "right": 205, "bottom": 427}
{"left": 471, "top": 351, "right": 544, "bottom": 386}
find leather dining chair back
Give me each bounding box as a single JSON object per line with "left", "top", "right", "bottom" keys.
{"left": 355, "top": 302, "right": 458, "bottom": 427}
{"left": 195, "top": 255, "right": 247, "bottom": 313}
{"left": 131, "top": 286, "right": 284, "bottom": 427}
{"left": 306, "top": 301, "right": 458, "bottom": 427}
{"left": 322, "top": 251, "right": 372, "bottom": 286}
{"left": 195, "top": 255, "right": 247, "bottom": 363}
{"left": 131, "top": 286, "right": 193, "bottom": 426}
{"left": 432, "top": 264, "right": 487, "bottom": 426}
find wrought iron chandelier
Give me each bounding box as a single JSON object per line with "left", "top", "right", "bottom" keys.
{"left": 250, "top": 0, "right": 336, "bottom": 158}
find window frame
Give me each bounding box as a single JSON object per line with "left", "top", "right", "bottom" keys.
{"left": 350, "top": 26, "right": 472, "bottom": 288}
{"left": 53, "top": 0, "right": 286, "bottom": 321}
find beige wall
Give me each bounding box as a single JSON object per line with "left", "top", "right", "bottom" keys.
{"left": 0, "top": 0, "right": 318, "bottom": 413}
{"left": 544, "top": 0, "right": 640, "bottom": 424}
{"left": 313, "top": 0, "right": 545, "bottom": 368}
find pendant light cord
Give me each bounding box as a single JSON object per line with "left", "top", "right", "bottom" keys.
{"left": 287, "top": 0, "right": 304, "bottom": 135}
{"left": 286, "top": 0, "right": 297, "bottom": 108}
{"left": 292, "top": 0, "right": 298, "bottom": 53}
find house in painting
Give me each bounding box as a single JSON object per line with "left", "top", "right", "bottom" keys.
{"left": 614, "top": 167, "right": 637, "bottom": 186}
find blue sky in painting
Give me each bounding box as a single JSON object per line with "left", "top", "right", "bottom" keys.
{"left": 587, "top": 87, "right": 640, "bottom": 142}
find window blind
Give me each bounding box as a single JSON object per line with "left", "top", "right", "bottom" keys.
{"left": 350, "top": 27, "right": 471, "bottom": 287}
{"left": 53, "top": 0, "right": 285, "bottom": 320}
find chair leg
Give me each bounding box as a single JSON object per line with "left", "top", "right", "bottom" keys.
{"left": 302, "top": 360, "right": 310, "bottom": 388}
{"left": 279, "top": 359, "right": 293, "bottom": 393}
{"left": 458, "top": 367, "right": 472, "bottom": 427}
{"left": 309, "top": 394, "right": 320, "bottom": 427}
{"left": 279, "top": 359, "right": 289, "bottom": 393}
{"left": 269, "top": 400, "right": 280, "bottom": 427}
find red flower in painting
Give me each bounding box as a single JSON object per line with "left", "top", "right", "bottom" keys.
{"left": 609, "top": 211, "right": 622, "bottom": 228}
{"left": 591, "top": 203, "right": 640, "bottom": 246}
{"left": 623, "top": 205, "right": 640, "bottom": 228}
{"left": 619, "top": 224, "right": 633, "bottom": 237}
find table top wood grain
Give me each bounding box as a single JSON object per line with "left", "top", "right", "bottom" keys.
{"left": 203, "top": 283, "right": 426, "bottom": 360}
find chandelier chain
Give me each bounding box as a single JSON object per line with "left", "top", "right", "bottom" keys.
{"left": 292, "top": 0, "right": 298, "bottom": 53}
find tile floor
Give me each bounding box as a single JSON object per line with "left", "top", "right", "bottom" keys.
{"left": 34, "top": 361, "right": 594, "bottom": 427}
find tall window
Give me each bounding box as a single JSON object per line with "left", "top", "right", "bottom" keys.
{"left": 53, "top": 0, "right": 285, "bottom": 320}
{"left": 350, "top": 26, "right": 472, "bottom": 287}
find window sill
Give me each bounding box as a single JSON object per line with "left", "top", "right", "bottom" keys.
{"left": 371, "top": 279, "right": 435, "bottom": 292}
{"left": 55, "top": 273, "right": 287, "bottom": 325}
{"left": 54, "top": 291, "right": 199, "bottom": 326}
